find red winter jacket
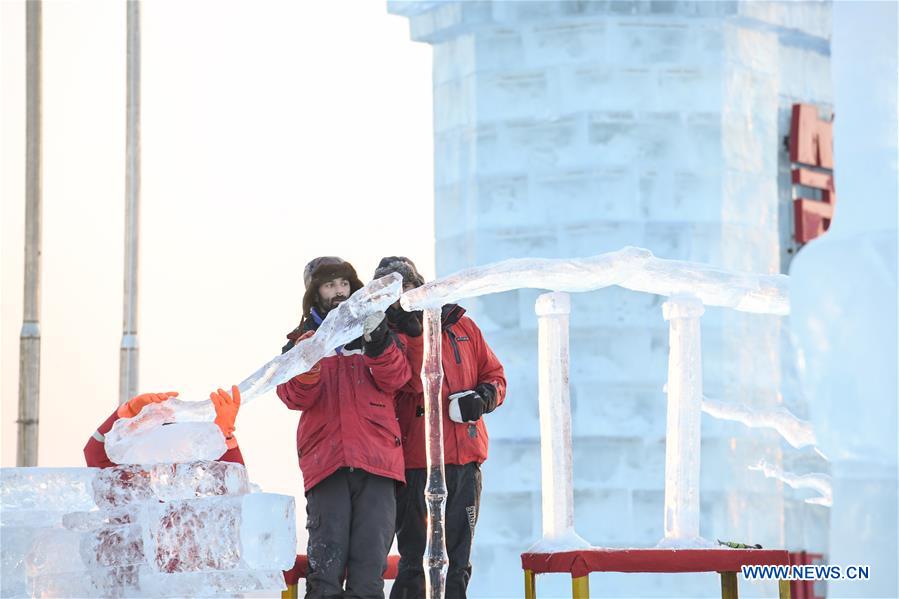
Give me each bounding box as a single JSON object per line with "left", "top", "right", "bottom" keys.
{"left": 395, "top": 305, "right": 506, "bottom": 470}
{"left": 83, "top": 409, "right": 245, "bottom": 468}
{"left": 276, "top": 341, "right": 412, "bottom": 493}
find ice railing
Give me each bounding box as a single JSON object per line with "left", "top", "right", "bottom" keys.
{"left": 398, "top": 246, "right": 794, "bottom": 598}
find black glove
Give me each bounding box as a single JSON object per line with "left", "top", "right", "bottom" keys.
{"left": 456, "top": 383, "right": 498, "bottom": 422}
{"left": 363, "top": 312, "right": 392, "bottom": 357}
{"left": 386, "top": 305, "right": 423, "bottom": 338}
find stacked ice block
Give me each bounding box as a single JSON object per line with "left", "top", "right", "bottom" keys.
{"left": 1, "top": 462, "right": 296, "bottom": 597}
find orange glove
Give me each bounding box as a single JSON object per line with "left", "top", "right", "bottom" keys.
{"left": 210, "top": 385, "right": 240, "bottom": 449}
{"left": 117, "top": 391, "right": 179, "bottom": 419}
{"left": 293, "top": 331, "right": 321, "bottom": 385}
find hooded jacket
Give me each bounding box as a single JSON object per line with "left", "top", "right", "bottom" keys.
{"left": 277, "top": 258, "right": 412, "bottom": 492}
{"left": 394, "top": 305, "right": 506, "bottom": 469}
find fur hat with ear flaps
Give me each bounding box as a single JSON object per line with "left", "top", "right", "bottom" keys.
{"left": 300, "top": 256, "right": 363, "bottom": 326}
{"left": 373, "top": 256, "right": 425, "bottom": 289}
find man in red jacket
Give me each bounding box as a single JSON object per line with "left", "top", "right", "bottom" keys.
{"left": 83, "top": 386, "right": 244, "bottom": 468}
{"left": 373, "top": 257, "right": 507, "bottom": 599}
{"left": 277, "top": 256, "right": 412, "bottom": 599}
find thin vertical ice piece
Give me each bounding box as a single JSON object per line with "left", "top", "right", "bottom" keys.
{"left": 528, "top": 292, "right": 590, "bottom": 552}
{"left": 658, "top": 295, "right": 712, "bottom": 548}
{"left": 422, "top": 307, "right": 448, "bottom": 599}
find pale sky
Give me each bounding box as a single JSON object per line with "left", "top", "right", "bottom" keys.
{"left": 0, "top": 0, "right": 433, "bottom": 536}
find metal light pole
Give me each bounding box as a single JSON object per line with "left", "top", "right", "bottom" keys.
{"left": 18, "top": 0, "right": 43, "bottom": 467}
{"left": 119, "top": 0, "right": 141, "bottom": 405}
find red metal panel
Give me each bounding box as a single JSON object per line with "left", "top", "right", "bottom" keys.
{"left": 792, "top": 168, "right": 835, "bottom": 196}
{"left": 794, "top": 198, "right": 834, "bottom": 243}
{"left": 790, "top": 104, "right": 834, "bottom": 168}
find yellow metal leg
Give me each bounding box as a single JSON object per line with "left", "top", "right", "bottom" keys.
{"left": 281, "top": 583, "right": 298, "bottom": 599}
{"left": 720, "top": 571, "right": 739, "bottom": 599}
{"left": 524, "top": 569, "right": 536, "bottom": 599}
{"left": 572, "top": 574, "right": 590, "bottom": 599}
{"left": 778, "top": 579, "right": 791, "bottom": 599}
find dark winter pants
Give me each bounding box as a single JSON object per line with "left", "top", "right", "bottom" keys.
{"left": 305, "top": 468, "right": 396, "bottom": 599}
{"left": 390, "top": 463, "right": 482, "bottom": 599}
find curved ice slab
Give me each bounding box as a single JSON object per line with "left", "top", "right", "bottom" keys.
{"left": 749, "top": 460, "right": 832, "bottom": 507}
{"left": 237, "top": 272, "right": 403, "bottom": 402}
{"left": 91, "top": 461, "right": 250, "bottom": 510}
{"left": 400, "top": 247, "right": 789, "bottom": 315}
{"left": 702, "top": 396, "right": 817, "bottom": 449}
{"left": 105, "top": 401, "right": 226, "bottom": 465}
{"left": 619, "top": 257, "right": 789, "bottom": 315}
{"left": 401, "top": 247, "right": 652, "bottom": 310}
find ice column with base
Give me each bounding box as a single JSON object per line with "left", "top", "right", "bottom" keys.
{"left": 422, "top": 307, "right": 448, "bottom": 599}
{"left": 659, "top": 295, "right": 711, "bottom": 548}
{"left": 530, "top": 292, "right": 590, "bottom": 551}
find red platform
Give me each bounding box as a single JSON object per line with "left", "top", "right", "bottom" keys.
{"left": 283, "top": 554, "right": 401, "bottom": 586}
{"left": 521, "top": 548, "right": 792, "bottom": 599}
{"left": 521, "top": 547, "right": 790, "bottom": 578}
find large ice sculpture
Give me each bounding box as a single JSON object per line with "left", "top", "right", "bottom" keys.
{"left": 104, "top": 273, "right": 403, "bottom": 464}
{"left": 401, "top": 248, "right": 788, "bottom": 316}
{"left": 789, "top": 2, "right": 898, "bottom": 595}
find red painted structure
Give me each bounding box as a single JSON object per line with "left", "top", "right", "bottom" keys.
{"left": 789, "top": 103, "right": 836, "bottom": 244}
{"left": 282, "top": 554, "right": 401, "bottom": 586}
{"left": 520, "top": 547, "right": 790, "bottom": 579}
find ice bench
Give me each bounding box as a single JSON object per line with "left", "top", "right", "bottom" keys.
{"left": 521, "top": 548, "right": 792, "bottom": 599}
{"left": 281, "top": 554, "right": 401, "bottom": 598}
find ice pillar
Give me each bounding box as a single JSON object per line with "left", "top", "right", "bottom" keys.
{"left": 659, "top": 294, "right": 708, "bottom": 547}
{"left": 422, "top": 307, "right": 448, "bottom": 599}
{"left": 533, "top": 292, "right": 587, "bottom": 547}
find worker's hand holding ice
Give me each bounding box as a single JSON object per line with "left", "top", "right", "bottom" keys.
{"left": 117, "top": 391, "right": 179, "bottom": 419}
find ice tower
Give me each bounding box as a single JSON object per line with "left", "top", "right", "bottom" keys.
{"left": 389, "top": 1, "right": 833, "bottom": 596}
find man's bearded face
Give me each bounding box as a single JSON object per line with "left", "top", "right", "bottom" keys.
{"left": 317, "top": 277, "right": 351, "bottom": 312}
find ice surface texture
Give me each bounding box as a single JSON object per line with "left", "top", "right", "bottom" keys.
{"left": 91, "top": 461, "right": 250, "bottom": 510}
{"left": 401, "top": 247, "right": 789, "bottom": 315}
